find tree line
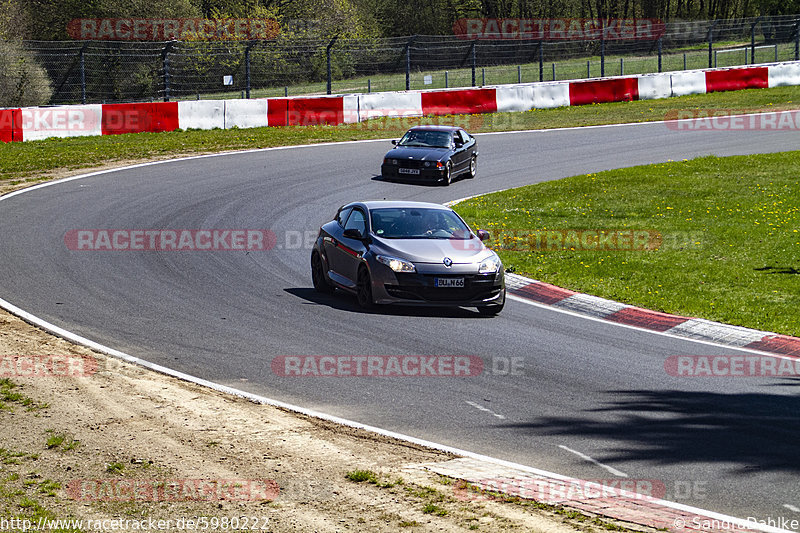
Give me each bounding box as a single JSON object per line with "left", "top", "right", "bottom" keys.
{"left": 3, "top": 0, "right": 800, "bottom": 42}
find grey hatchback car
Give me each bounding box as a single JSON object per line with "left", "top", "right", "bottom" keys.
{"left": 310, "top": 201, "right": 505, "bottom": 315}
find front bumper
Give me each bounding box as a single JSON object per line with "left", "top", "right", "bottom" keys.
{"left": 372, "top": 269, "right": 505, "bottom": 307}
{"left": 381, "top": 163, "right": 448, "bottom": 182}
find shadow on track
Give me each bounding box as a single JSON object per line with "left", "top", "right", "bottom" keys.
{"left": 496, "top": 386, "right": 800, "bottom": 473}
{"left": 284, "top": 287, "right": 488, "bottom": 318}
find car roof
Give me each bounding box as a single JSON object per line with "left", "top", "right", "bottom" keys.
{"left": 405, "top": 125, "right": 463, "bottom": 133}
{"left": 348, "top": 200, "right": 453, "bottom": 211}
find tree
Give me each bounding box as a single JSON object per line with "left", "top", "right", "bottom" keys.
{"left": 0, "top": 41, "right": 53, "bottom": 106}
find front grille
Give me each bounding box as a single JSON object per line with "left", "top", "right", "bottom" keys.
{"left": 386, "top": 273, "right": 501, "bottom": 302}
{"left": 396, "top": 160, "right": 427, "bottom": 169}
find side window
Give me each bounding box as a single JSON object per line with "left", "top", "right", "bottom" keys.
{"left": 458, "top": 130, "right": 470, "bottom": 144}
{"left": 343, "top": 208, "right": 367, "bottom": 235}
{"left": 337, "top": 207, "right": 353, "bottom": 227}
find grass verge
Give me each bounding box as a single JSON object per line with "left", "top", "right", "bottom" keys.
{"left": 455, "top": 152, "right": 800, "bottom": 337}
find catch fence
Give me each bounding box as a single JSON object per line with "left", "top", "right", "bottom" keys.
{"left": 13, "top": 15, "right": 800, "bottom": 105}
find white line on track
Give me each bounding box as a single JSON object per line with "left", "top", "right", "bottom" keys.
{"left": 465, "top": 400, "right": 506, "bottom": 420}
{"left": 1, "top": 119, "right": 796, "bottom": 533}
{"left": 558, "top": 445, "right": 629, "bottom": 478}
{"left": 784, "top": 504, "right": 800, "bottom": 513}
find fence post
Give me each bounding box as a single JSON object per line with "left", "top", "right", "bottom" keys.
{"left": 245, "top": 41, "right": 254, "bottom": 99}
{"left": 750, "top": 17, "right": 762, "bottom": 65}
{"left": 708, "top": 20, "right": 719, "bottom": 69}
{"left": 518, "top": 64, "right": 521, "bottom": 83}
{"left": 795, "top": 20, "right": 800, "bottom": 61}
{"left": 658, "top": 37, "right": 662, "bottom": 72}
{"left": 539, "top": 40, "right": 544, "bottom": 82}
{"left": 326, "top": 36, "right": 338, "bottom": 95}
{"left": 79, "top": 42, "right": 87, "bottom": 105}
{"left": 162, "top": 41, "right": 175, "bottom": 102}
{"left": 406, "top": 37, "right": 414, "bottom": 91}
{"left": 471, "top": 40, "right": 477, "bottom": 87}
{"left": 600, "top": 18, "right": 605, "bottom": 78}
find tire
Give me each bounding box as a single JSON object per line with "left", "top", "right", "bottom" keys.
{"left": 443, "top": 161, "right": 452, "bottom": 186}
{"left": 311, "top": 252, "right": 335, "bottom": 294}
{"left": 356, "top": 266, "right": 374, "bottom": 309}
{"left": 466, "top": 155, "right": 477, "bottom": 179}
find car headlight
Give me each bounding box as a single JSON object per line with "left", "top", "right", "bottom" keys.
{"left": 376, "top": 254, "right": 416, "bottom": 273}
{"left": 478, "top": 253, "right": 501, "bottom": 274}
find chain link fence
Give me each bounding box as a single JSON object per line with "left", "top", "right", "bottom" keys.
{"left": 13, "top": 15, "right": 800, "bottom": 105}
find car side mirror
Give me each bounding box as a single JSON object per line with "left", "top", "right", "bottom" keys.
{"left": 391, "top": 139, "right": 398, "bottom": 145}
{"left": 343, "top": 228, "right": 365, "bottom": 240}
{"left": 454, "top": 140, "right": 463, "bottom": 147}
{"left": 476, "top": 229, "right": 490, "bottom": 241}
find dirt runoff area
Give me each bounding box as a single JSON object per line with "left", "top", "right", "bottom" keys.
{"left": 0, "top": 173, "right": 646, "bottom": 533}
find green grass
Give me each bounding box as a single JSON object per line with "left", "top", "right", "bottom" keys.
{"left": 105, "top": 462, "right": 125, "bottom": 475}
{"left": 0, "top": 379, "right": 45, "bottom": 412}
{"left": 455, "top": 152, "right": 800, "bottom": 337}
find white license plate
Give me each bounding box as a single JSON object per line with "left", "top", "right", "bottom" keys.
{"left": 435, "top": 278, "right": 464, "bottom": 288}
{"left": 398, "top": 168, "right": 420, "bottom": 175}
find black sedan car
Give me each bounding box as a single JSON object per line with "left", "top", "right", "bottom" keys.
{"left": 311, "top": 200, "right": 505, "bottom": 315}
{"left": 380, "top": 126, "right": 478, "bottom": 185}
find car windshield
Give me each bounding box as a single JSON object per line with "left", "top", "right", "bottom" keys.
{"left": 397, "top": 130, "right": 452, "bottom": 148}
{"left": 370, "top": 208, "right": 473, "bottom": 239}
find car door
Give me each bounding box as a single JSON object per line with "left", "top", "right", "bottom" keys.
{"left": 337, "top": 207, "right": 370, "bottom": 286}
{"left": 322, "top": 206, "right": 351, "bottom": 282}
{"left": 451, "top": 130, "right": 470, "bottom": 172}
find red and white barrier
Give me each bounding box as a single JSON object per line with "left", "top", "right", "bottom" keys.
{"left": 101, "top": 102, "right": 179, "bottom": 135}
{"left": 20, "top": 105, "right": 103, "bottom": 141}
{"left": 569, "top": 77, "right": 639, "bottom": 106}
{"left": 670, "top": 70, "right": 707, "bottom": 97}
{"left": 637, "top": 73, "right": 672, "bottom": 100}
{"left": 495, "top": 82, "right": 570, "bottom": 112}
{"left": 356, "top": 92, "right": 423, "bottom": 121}
{"left": 224, "top": 99, "right": 268, "bottom": 129}
{"left": 421, "top": 88, "right": 497, "bottom": 116}
{"left": 178, "top": 100, "right": 225, "bottom": 130}
{"left": 769, "top": 62, "right": 800, "bottom": 87}
{"left": 0, "top": 108, "right": 22, "bottom": 143}
{"left": 5, "top": 60, "right": 800, "bottom": 143}
{"left": 705, "top": 66, "right": 768, "bottom": 93}
{"left": 267, "top": 95, "right": 351, "bottom": 127}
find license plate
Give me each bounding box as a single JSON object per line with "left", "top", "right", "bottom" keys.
{"left": 398, "top": 168, "right": 420, "bottom": 175}
{"left": 435, "top": 278, "right": 464, "bottom": 288}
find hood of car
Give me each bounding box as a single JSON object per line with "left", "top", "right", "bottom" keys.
{"left": 372, "top": 236, "right": 494, "bottom": 265}
{"left": 385, "top": 146, "right": 450, "bottom": 161}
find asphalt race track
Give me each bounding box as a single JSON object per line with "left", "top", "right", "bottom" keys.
{"left": 1, "top": 120, "right": 799, "bottom": 523}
